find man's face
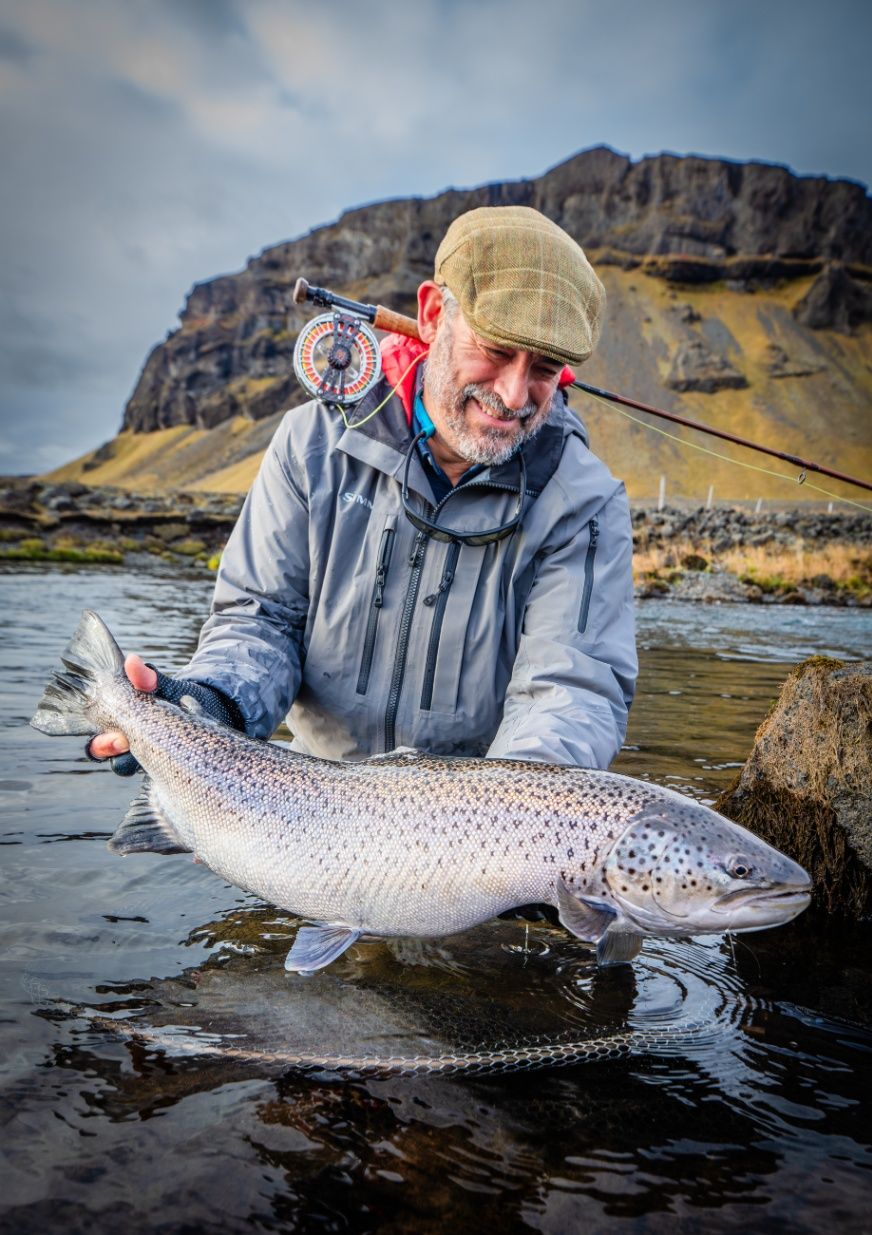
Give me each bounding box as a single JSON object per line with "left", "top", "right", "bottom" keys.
{"left": 423, "top": 299, "right": 563, "bottom": 470}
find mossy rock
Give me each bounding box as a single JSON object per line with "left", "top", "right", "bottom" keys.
{"left": 0, "top": 545, "right": 123, "bottom": 564}
{"left": 715, "top": 658, "right": 872, "bottom": 919}
{"left": 169, "top": 538, "right": 207, "bottom": 557}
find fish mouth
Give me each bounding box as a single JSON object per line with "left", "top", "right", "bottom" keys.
{"left": 712, "top": 884, "right": 812, "bottom": 917}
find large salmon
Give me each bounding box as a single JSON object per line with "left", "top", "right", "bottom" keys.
{"left": 32, "top": 610, "right": 811, "bottom": 973}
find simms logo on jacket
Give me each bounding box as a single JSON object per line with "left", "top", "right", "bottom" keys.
{"left": 341, "top": 491, "right": 373, "bottom": 511}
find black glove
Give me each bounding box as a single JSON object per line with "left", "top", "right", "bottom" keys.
{"left": 86, "top": 668, "right": 245, "bottom": 776}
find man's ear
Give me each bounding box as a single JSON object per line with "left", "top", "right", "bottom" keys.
{"left": 417, "top": 281, "right": 445, "bottom": 344}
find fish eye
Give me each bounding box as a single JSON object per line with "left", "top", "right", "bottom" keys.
{"left": 727, "top": 856, "right": 753, "bottom": 879}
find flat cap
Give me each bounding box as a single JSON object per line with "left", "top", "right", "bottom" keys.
{"left": 434, "top": 205, "right": 605, "bottom": 366}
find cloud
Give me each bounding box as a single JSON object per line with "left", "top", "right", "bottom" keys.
{"left": 0, "top": 0, "right": 869, "bottom": 475}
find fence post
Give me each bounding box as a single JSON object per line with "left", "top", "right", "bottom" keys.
{"left": 658, "top": 475, "right": 666, "bottom": 511}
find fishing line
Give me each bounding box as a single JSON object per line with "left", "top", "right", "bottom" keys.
{"left": 338, "top": 351, "right": 427, "bottom": 431}
{"left": 578, "top": 388, "right": 872, "bottom": 514}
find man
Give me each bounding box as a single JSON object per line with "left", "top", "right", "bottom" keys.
{"left": 89, "top": 206, "right": 637, "bottom": 771}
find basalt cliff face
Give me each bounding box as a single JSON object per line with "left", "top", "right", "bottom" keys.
{"left": 50, "top": 146, "right": 872, "bottom": 501}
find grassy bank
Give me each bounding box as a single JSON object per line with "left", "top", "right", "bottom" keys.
{"left": 633, "top": 539, "right": 871, "bottom": 603}
{"left": 0, "top": 530, "right": 219, "bottom": 570}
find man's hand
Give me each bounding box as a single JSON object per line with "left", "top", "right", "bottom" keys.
{"left": 88, "top": 655, "right": 156, "bottom": 766}
{"left": 86, "top": 655, "right": 244, "bottom": 776}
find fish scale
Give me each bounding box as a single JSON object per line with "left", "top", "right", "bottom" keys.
{"left": 31, "top": 610, "right": 812, "bottom": 973}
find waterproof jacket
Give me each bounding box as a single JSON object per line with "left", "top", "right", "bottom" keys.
{"left": 180, "top": 343, "right": 638, "bottom": 767}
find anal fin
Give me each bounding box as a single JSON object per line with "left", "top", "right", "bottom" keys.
{"left": 285, "top": 924, "right": 362, "bottom": 974}
{"left": 108, "top": 779, "right": 190, "bottom": 856}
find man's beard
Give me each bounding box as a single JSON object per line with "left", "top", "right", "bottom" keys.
{"left": 424, "top": 326, "right": 553, "bottom": 467}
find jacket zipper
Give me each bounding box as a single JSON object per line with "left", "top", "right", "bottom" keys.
{"left": 420, "top": 541, "right": 461, "bottom": 711}
{"left": 579, "top": 515, "right": 599, "bottom": 634}
{"left": 383, "top": 530, "right": 429, "bottom": 750}
{"left": 356, "top": 526, "right": 396, "bottom": 695}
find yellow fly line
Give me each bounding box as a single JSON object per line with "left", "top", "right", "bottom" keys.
{"left": 338, "top": 353, "right": 427, "bottom": 431}
{"left": 580, "top": 388, "right": 872, "bottom": 515}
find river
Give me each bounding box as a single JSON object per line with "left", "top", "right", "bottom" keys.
{"left": 1, "top": 566, "right": 870, "bottom": 1233}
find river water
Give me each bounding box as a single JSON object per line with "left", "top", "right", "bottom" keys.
{"left": 1, "top": 566, "right": 870, "bottom": 1233}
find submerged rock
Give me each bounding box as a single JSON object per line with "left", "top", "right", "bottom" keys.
{"left": 715, "top": 659, "right": 872, "bottom": 919}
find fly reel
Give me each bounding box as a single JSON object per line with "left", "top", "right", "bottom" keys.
{"left": 293, "top": 312, "right": 381, "bottom": 406}
{"left": 292, "top": 277, "right": 423, "bottom": 407}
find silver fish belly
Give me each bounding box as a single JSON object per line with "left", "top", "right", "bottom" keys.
{"left": 31, "top": 610, "right": 813, "bottom": 974}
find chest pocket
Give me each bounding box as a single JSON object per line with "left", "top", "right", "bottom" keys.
{"left": 417, "top": 540, "right": 506, "bottom": 717}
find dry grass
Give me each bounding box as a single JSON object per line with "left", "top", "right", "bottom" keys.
{"left": 634, "top": 538, "right": 872, "bottom": 595}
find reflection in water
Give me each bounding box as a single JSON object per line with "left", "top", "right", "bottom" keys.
{"left": 2, "top": 568, "right": 871, "bottom": 1233}
{"left": 77, "top": 919, "right": 743, "bottom": 1076}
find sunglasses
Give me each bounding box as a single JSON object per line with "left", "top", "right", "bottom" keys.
{"left": 401, "top": 431, "right": 527, "bottom": 547}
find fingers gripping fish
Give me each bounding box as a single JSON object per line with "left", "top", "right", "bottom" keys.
{"left": 31, "top": 611, "right": 812, "bottom": 974}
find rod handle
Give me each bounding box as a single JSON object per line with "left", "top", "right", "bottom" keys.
{"left": 293, "top": 277, "right": 310, "bottom": 304}
{"left": 373, "top": 305, "right": 421, "bottom": 340}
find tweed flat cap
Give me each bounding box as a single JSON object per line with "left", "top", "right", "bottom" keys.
{"left": 434, "top": 206, "right": 605, "bottom": 366}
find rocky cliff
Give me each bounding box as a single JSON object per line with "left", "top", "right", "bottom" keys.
{"left": 50, "top": 147, "right": 872, "bottom": 501}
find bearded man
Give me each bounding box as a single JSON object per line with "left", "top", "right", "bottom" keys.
{"left": 89, "top": 206, "right": 637, "bottom": 773}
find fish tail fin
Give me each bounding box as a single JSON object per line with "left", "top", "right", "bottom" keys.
{"left": 30, "top": 609, "right": 125, "bottom": 736}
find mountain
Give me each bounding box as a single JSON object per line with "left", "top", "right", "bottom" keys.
{"left": 48, "top": 146, "right": 872, "bottom": 503}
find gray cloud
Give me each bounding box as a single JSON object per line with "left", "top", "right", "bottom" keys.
{"left": 0, "top": 0, "right": 869, "bottom": 475}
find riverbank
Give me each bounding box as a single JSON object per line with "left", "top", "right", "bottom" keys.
{"left": 1, "top": 479, "right": 870, "bottom": 605}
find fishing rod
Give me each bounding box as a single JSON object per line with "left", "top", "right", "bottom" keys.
{"left": 292, "top": 277, "right": 872, "bottom": 495}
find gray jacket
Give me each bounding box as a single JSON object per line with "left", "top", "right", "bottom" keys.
{"left": 181, "top": 379, "right": 637, "bottom": 767}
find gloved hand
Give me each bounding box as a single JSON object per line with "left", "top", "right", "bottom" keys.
{"left": 86, "top": 655, "right": 244, "bottom": 776}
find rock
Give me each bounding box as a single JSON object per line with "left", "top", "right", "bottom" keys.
{"left": 44, "top": 494, "right": 75, "bottom": 512}
{"left": 153, "top": 522, "right": 190, "bottom": 543}
{"left": 665, "top": 337, "right": 749, "bottom": 393}
{"left": 793, "top": 264, "right": 872, "bottom": 334}
{"left": 671, "top": 303, "right": 701, "bottom": 324}
{"left": 669, "top": 569, "right": 749, "bottom": 603}
{"left": 680, "top": 552, "right": 709, "bottom": 571}
{"left": 714, "top": 659, "right": 872, "bottom": 919}
{"left": 764, "top": 343, "right": 824, "bottom": 379}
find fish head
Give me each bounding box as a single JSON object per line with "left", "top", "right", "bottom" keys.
{"left": 602, "top": 797, "right": 812, "bottom": 936}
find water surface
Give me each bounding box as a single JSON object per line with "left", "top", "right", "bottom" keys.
{"left": 1, "top": 568, "right": 870, "bottom": 1233}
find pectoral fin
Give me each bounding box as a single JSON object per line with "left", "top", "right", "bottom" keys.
{"left": 556, "top": 879, "right": 643, "bottom": 967}
{"left": 596, "top": 930, "right": 643, "bottom": 966}
{"left": 284, "top": 924, "right": 362, "bottom": 974}
{"left": 556, "top": 877, "right": 616, "bottom": 942}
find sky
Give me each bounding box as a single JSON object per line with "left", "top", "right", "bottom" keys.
{"left": 1, "top": 0, "right": 870, "bottom": 476}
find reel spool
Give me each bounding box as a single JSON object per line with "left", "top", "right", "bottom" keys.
{"left": 293, "top": 312, "right": 381, "bottom": 406}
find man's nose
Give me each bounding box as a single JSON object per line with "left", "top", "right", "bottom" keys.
{"left": 492, "top": 358, "right": 533, "bottom": 411}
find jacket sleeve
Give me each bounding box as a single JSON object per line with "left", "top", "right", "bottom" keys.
{"left": 486, "top": 483, "right": 637, "bottom": 769}
{"left": 176, "top": 416, "right": 310, "bottom": 738}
